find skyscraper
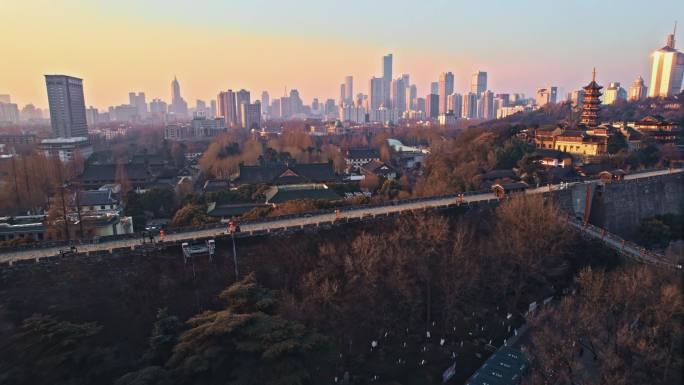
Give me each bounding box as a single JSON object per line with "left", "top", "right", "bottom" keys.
{"left": 570, "top": 90, "right": 585, "bottom": 107}
{"left": 382, "top": 54, "right": 393, "bottom": 108}
{"left": 438, "top": 72, "right": 455, "bottom": 114}
{"left": 447, "top": 93, "right": 463, "bottom": 118}
{"left": 628, "top": 76, "right": 647, "bottom": 101}
{"left": 408, "top": 85, "right": 417, "bottom": 110}
{"left": 391, "top": 77, "right": 407, "bottom": 113}
{"left": 382, "top": 54, "right": 393, "bottom": 81}
{"left": 150, "top": 98, "right": 167, "bottom": 115}
{"left": 129, "top": 92, "right": 147, "bottom": 116}
{"left": 345, "top": 76, "right": 353, "bottom": 105}
{"left": 169, "top": 77, "right": 188, "bottom": 117}
{"left": 603, "top": 82, "right": 627, "bottom": 104}
{"left": 648, "top": 26, "right": 684, "bottom": 98}
{"left": 217, "top": 90, "right": 237, "bottom": 128}
{"left": 369, "top": 77, "right": 385, "bottom": 110}
{"left": 425, "top": 93, "right": 439, "bottom": 119}
{"left": 271, "top": 99, "right": 281, "bottom": 119}
{"left": 339, "top": 84, "right": 346, "bottom": 105}
{"left": 288, "top": 89, "right": 303, "bottom": 115}
{"left": 241, "top": 102, "right": 261, "bottom": 130}
{"left": 261, "top": 91, "right": 270, "bottom": 114}
{"left": 471, "top": 71, "right": 487, "bottom": 96}
{"left": 236, "top": 89, "right": 250, "bottom": 127}
{"left": 535, "top": 87, "right": 558, "bottom": 106}
{"left": 430, "top": 82, "right": 439, "bottom": 95}
{"left": 482, "top": 90, "right": 495, "bottom": 119}
{"left": 463, "top": 92, "right": 478, "bottom": 119}
{"left": 45, "top": 75, "right": 88, "bottom": 138}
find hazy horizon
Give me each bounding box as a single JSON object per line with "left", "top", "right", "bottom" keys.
{"left": 1, "top": 0, "right": 683, "bottom": 109}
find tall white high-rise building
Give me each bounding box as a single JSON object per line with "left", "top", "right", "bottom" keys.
{"left": 628, "top": 76, "right": 647, "bottom": 101}
{"left": 344, "top": 76, "right": 353, "bottom": 105}
{"left": 45, "top": 75, "right": 88, "bottom": 138}
{"left": 648, "top": 26, "right": 684, "bottom": 98}
{"left": 535, "top": 87, "right": 558, "bottom": 106}
{"left": 570, "top": 90, "right": 585, "bottom": 107}
{"left": 471, "top": 71, "right": 487, "bottom": 96}
{"left": 603, "top": 82, "right": 627, "bottom": 104}
{"left": 438, "top": 72, "right": 455, "bottom": 114}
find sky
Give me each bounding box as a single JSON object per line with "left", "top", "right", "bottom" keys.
{"left": 1, "top": 0, "right": 683, "bottom": 110}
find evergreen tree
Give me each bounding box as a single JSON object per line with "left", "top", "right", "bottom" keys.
{"left": 168, "top": 273, "right": 328, "bottom": 385}
{"left": 0, "top": 314, "right": 109, "bottom": 385}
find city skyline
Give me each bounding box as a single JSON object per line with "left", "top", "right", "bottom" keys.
{"left": 1, "top": 1, "right": 683, "bottom": 109}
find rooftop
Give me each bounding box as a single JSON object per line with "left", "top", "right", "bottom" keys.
{"left": 346, "top": 147, "right": 380, "bottom": 159}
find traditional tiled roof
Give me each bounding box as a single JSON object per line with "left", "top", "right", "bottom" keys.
{"left": 234, "top": 163, "right": 338, "bottom": 185}
{"left": 482, "top": 169, "right": 517, "bottom": 181}
{"left": 361, "top": 160, "right": 396, "bottom": 176}
{"left": 80, "top": 164, "right": 152, "bottom": 186}
{"left": 206, "top": 202, "right": 268, "bottom": 217}
{"left": 346, "top": 148, "right": 380, "bottom": 160}
{"left": 203, "top": 179, "right": 230, "bottom": 192}
{"left": 264, "top": 184, "right": 341, "bottom": 203}
{"left": 75, "top": 190, "right": 117, "bottom": 207}
{"left": 533, "top": 149, "right": 572, "bottom": 159}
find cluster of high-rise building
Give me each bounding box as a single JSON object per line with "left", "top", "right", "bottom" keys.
{"left": 3, "top": 27, "right": 679, "bottom": 159}
{"left": 334, "top": 55, "right": 533, "bottom": 125}
{"left": 85, "top": 77, "right": 215, "bottom": 125}
{"left": 0, "top": 94, "right": 45, "bottom": 126}
{"left": 567, "top": 25, "right": 683, "bottom": 106}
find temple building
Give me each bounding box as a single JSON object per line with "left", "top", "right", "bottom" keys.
{"left": 532, "top": 69, "right": 614, "bottom": 158}
{"left": 580, "top": 68, "right": 602, "bottom": 128}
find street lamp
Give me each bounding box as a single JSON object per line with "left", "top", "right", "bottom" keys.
{"left": 228, "top": 220, "right": 239, "bottom": 280}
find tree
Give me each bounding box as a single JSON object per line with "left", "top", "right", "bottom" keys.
{"left": 0, "top": 314, "right": 108, "bottom": 385}
{"left": 167, "top": 273, "right": 328, "bottom": 385}
{"left": 638, "top": 217, "right": 671, "bottom": 247}
{"left": 114, "top": 366, "right": 173, "bottom": 385}
{"left": 114, "top": 309, "right": 181, "bottom": 385}
{"left": 516, "top": 154, "right": 544, "bottom": 185}
{"left": 168, "top": 204, "right": 216, "bottom": 228}
{"left": 144, "top": 308, "right": 182, "bottom": 366}
{"left": 607, "top": 131, "right": 628, "bottom": 154}
{"left": 491, "top": 194, "right": 571, "bottom": 308}
{"left": 524, "top": 266, "right": 684, "bottom": 385}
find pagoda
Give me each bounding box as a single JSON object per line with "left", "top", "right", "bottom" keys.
{"left": 580, "top": 68, "right": 602, "bottom": 128}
